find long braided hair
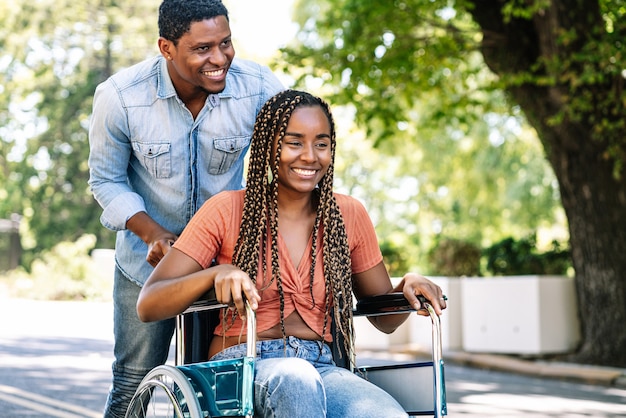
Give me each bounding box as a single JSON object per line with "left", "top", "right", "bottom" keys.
{"left": 232, "top": 89, "right": 355, "bottom": 360}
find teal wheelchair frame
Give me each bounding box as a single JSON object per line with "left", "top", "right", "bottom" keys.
{"left": 125, "top": 293, "right": 447, "bottom": 417}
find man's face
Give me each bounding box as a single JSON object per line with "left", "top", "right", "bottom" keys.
{"left": 166, "top": 15, "right": 235, "bottom": 95}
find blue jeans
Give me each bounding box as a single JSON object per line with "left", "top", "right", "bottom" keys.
{"left": 104, "top": 267, "right": 175, "bottom": 418}
{"left": 210, "top": 337, "right": 408, "bottom": 418}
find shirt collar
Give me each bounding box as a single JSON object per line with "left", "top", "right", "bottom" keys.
{"left": 156, "top": 57, "right": 177, "bottom": 99}
{"left": 156, "top": 56, "right": 235, "bottom": 101}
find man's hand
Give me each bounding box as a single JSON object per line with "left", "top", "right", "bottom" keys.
{"left": 126, "top": 211, "right": 178, "bottom": 267}
{"left": 146, "top": 236, "right": 177, "bottom": 267}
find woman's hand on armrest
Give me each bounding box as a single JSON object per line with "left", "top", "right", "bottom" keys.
{"left": 212, "top": 264, "right": 260, "bottom": 320}
{"left": 395, "top": 272, "right": 447, "bottom": 316}
{"left": 353, "top": 264, "right": 447, "bottom": 334}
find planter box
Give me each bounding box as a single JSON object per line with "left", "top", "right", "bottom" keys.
{"left": 461, "top": 275, "right": 580, "bottom": 355}
{"left": 354, "top": 277, "right": 462, "bottom": 352}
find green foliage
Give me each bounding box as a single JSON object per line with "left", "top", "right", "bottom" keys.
{"left": 501, "top": 0, "right": 551, "bottom": 22}
{"left": 476, "top": 0, "right": 626, "bottom": 177}
{"left": 427, "top": 238, "right": 481, "bottom": 277}
{"left": 425, "top": 234, "right": 571, "bottom": 277}
{"left": 483, "top": 235, "right": 572, "bottom": 276}
{"left": 0, "top": 0, "right": 159, "bottom": 267}
{"left": 0, "top": 234, "right": 112, "bottom": 301}
{"left": 282, "top": 0, "right": 567, "bottom": 271}
{"left": 279, "top": 0, "right": 493, "bottom": 144}
{"left": 379, "top": 239, "right": 411, "bottom": 277}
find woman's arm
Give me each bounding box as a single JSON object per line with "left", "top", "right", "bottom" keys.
{"left": 136, "top": 248, "right": 260, "bottom": 322}
{"left": 352, "top": 262, "right": 446, "bottom": 334}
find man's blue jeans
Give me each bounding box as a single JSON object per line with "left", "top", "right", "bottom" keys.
{"left": 104, "top": 267, "right": 175, "bottom": 418}
{"left": 210, "top": 336, "right": 408, "bottom": 418}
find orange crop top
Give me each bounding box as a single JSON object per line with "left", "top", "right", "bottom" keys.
{"left": 174, "top": 190, "right": 383, "bottom": 342}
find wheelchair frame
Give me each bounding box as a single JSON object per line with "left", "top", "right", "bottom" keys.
{"left": 126, "top": 292, "right": 447, "bottom": 418}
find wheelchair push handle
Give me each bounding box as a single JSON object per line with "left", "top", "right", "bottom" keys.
{"left": 176, "top": 290, "right": 257, "bottom": 364}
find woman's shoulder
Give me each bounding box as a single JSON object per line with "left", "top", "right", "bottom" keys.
{"left": 201, "top": 189, "right": 245, "bottom": 213}
{"left": 333, "top": 192, "right": 369, "bottom": 218}
{"left": 333, "top": 192, "right": 366, "bottom": 209}
{"left": 212, "top": 189, "right": 245, "bottom": 203}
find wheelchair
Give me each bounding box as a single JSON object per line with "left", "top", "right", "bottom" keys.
{"left": 125, "top": 292, "right": 447, "bottom": 417}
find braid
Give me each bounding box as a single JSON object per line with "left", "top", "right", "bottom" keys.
{"left": 232, "top": 90, "right": 355, "bottom": 362}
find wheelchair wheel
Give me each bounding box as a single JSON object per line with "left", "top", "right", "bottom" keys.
{"left": 125, "top": 365, "right": 204, "bottom": 418}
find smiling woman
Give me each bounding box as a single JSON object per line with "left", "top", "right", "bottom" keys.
{"left": 136, "top": 88, "right": 446, "bottom": 417}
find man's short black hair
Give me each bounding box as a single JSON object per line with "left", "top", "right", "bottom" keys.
{"left": 158, "top": 0, "right": 229, "bottom": 43}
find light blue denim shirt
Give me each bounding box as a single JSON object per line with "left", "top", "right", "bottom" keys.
{"left": 88, "top": 55, "right": 284, "bottom": 285}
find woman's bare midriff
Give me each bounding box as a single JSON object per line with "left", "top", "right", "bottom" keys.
{"left": 208, "top": 310, "right": 323, "bottom": 358}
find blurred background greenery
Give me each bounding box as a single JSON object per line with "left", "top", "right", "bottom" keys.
{"left": 0, "top": 0, "right": 569, "bottom": 298}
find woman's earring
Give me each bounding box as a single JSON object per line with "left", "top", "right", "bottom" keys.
{"left": 267, "top": 166, "right": 274, "bottom": 184}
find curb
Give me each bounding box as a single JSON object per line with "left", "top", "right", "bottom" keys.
{"left": 443, "top": 350, "right": 626, "bottom": 387}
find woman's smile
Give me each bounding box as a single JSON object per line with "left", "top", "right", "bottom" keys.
{"left": 292, "top": 168, "right": 318, "bottom": 177}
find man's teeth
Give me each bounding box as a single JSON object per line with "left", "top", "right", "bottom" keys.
{"left": 202, "top": 69, "right": 223, "bottom": 77}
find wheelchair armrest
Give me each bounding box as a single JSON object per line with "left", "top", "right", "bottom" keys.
{"left": 353, "top": 292, "right": 447, "bottom": 417}
{"left": 182, "top": 289, "right": 228, "bottom": 314}
{"left": 353, "top": 292, "right": 427, "bottom": 316}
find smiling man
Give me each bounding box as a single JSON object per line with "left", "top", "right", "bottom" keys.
{"left": 87, "top": 1, "right": 284, "bottom": 416}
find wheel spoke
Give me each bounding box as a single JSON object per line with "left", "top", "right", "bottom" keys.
{"left": 125, "top": 365, "right": 204, "bottom": 418}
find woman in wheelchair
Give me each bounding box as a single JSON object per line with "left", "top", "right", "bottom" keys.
{"left": 137, "top": 89, "right": 447, "bottom": 418}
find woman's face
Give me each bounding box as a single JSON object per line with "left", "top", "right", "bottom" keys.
{"left": 274, "top": 105, "right": 332, "bottom": 196}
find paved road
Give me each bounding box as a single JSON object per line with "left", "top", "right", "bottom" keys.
{"left": 0, "top": 299, "right": 117, "bottom": 417}
{"left": 1, "top": 298, "right": 625, "bottom": 417}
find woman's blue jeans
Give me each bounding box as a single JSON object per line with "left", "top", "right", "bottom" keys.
{"left": 210, "top": 336, "right": 408, "bottom": 418}
{"left": 104, "top": 267, "right": 175, "bottom": 418}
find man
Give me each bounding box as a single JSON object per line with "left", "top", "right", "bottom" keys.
{"left": 87, "top": 0, "right": 284, "bottom": 416}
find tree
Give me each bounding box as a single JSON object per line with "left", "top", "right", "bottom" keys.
{"left": 0, "top": 0, "right": 158, "bottom": 266}
{"left": 277, "top": 0, "right": 626, "bottom": 366}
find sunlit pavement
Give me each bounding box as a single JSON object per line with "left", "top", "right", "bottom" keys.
{"left": 0, "top": 298, "right": 114, "bottom": 417}
{"left": 444, "top": 377, "right": 626, "bottom": 417}
{"left": 1, "top": 297, "right": 625, "bottom": 417}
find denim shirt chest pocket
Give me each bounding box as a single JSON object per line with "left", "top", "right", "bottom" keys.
{"left": 132, "top": 142, "right": 172, "bottom": 178}
{"left": 208, "top": 136, "right": 250, "bottom": 175}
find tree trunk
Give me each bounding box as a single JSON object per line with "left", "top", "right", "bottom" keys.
{"left": 470, "top": 0, "right": 626, "bottom": 366}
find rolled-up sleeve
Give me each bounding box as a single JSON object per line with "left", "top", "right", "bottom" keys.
{"left": 99, "top": 192, "right": 146, "bottom": 231}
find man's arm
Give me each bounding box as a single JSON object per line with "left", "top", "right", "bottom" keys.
{"left": 88, "top": 80, "right": 175, "bottom": 266}
{"left": 88, "top": 81, "right": 142, "bottom": 230}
